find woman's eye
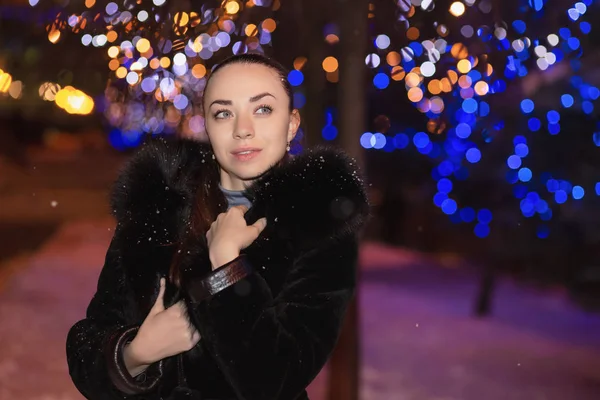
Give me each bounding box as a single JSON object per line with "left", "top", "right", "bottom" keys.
{"left": 214, "top": 110, "right": 231, "bottom": 119}
{"left": 256, "top": 106, "right": 273, "bottom": 115}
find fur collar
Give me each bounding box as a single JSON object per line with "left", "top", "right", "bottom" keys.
{"left": 110, "top": 137, "right": 369, "bottom": 251}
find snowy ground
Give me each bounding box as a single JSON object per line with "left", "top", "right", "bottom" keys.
{"left": 0, "top": 218, "right": 599, "bottom": 400}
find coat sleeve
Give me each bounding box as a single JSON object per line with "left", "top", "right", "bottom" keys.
{"left": 66, "top": 231, "right": 164, "bottom": 400}
{"left": 184, "top": 234, "right": 359, "bottom": 400}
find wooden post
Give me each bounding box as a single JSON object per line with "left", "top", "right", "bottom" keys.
{"left": 327, "top": 1, "right": 368, "bottom": 400}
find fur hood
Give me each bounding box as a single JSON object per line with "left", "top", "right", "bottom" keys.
{"left": 110, "top": 137, "right": 370, "bottom": 252}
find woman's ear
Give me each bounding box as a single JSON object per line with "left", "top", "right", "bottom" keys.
{"left": 287, "top": 109, "right": 301, "bottom": 142}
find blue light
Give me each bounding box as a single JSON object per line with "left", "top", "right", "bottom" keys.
{"left": 548, "top": 123, "right": 561, "bottom": 135}
{"left": 583, "top": 101, "right": 594, "bottom": 114}
{"left": 535, "top": 199, "right": 549, "bottom": 213}
{"left": 474, "top": 223, "right": 490, "bottom": 238}
{"left": 589, "top": 87, "right": 600, "bottom": 100}
{"left": 559, "top": 180, "right": 573, "bottom": 192}
{"left": 455, "top": 123, "right": 472, "bottom": 138}
{"left": 559, "top": 27, "right": 571, "bottom": 39}
{"left": 568, "top": 8, "right": 580, "bottom": 21}
{"left": 547, "top": 179, "right": 559, "bottom": 192}
{"left": 540, "top": 209, "right": 553, "bottom": 221}
{"left": 567, "top": 37, "right": 581, "bottom": 50}
{"left": 580, "top": 21, "right": 591, "bottom": 34}
{"left": 288, "top": 70, "right": 304, "bottom": 86}
{"left": 528, "top": 118, "right": 541, "bottom": 132}
{"left": 409, "top": 41, "right": 424, "bottom": 57}
{"left": 537, "top": 225, "right": 550, "bottom": 239}
{"left": 438, "top": 160, "right": 454, "bottom": 176}
{"left": 322, "top": 125, "right": 338, "bottom": 141}
{"left": 293, "top": 92, "right": 306, "bottom": 108}
{"left": 413, "top": 132, "right": 430, "bottom": 149}
{"left": 478, "top": 209, "right": 493, "bottom": 223}
{"left": 460, "top": 207, "right": 476, "bottom": 222}
{"left": 593, "top": 132, "right": 600, "bottom": 146}
{"left": 515, "top": 143, "right": 529, "bottom": 157}
{"left": 479, "top": 101, "right": 490, "bottom": 117}
{"left": 393, "top": 133, "right": 409, "bottom": 149}
{"left": 546, "top": 110, "right": 560, "bottom": 124}
{"left": 512, "top": 20, "right": 526, "bottom": 34}
{"left": 434, "top": 192, "right": 448, "bottom": 207}
{"left": 555, "top": 190, "right": 567, "bottom": 204}
{"left": 520, "top": 99, "right": 534, "bottom": 113}
{"left": 466, "top": 148, "right": 481, "bottom": 163}
{"left": 528, "top": 0, "right": 545, "bottom": 12}
{"left": 373, "top": 73, "right": 390, "bottom": 89}
{"left": 561, "top": 94, "right": 574, "bottom": 107}
{"left": 437, "top": 178, "right": 453, "bottom": 193}
{"left": 441, "top": 199, "right": 458, "bottom": 215}
{"left": 462, "top": 98, "right": 478, "bottom": 113}
{"left": 575, "top": 2, "right": 587, "bottom": 14}
{"left": 520, "top": 198, "right": 534, "bottom": 214}
{"left": 417, "top": 142, "right": 433, "bottom": 155}
{"left": 507, "top": 155, "right": 522, "bottom": 169}
{"left": 572, "top": 185, "right": 585, "bottom": 199}
{"left": 596, "top": 182, "right": 600, "bottom": 195}
{"left": 518, "top": 168, "right": 532, "bottom": 182}
{"left": 491, "top": 79, "right": 507, "bottom": 93}
{"left": 513, "top": 184, "right": 527, "bottom": 198}
{"left": 506, "top": 170, "right": 519, "bottom": 184}
{"left": 373, "top": 133, "right": 386, "bottom": 149}
{"left": 360, "top": 132, "right": 374, "bottom": 149}
{"left": 513, "top": 135, "right": 527, "bottom": 145}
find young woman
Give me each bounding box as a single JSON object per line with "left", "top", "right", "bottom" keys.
{"left": 66, "top": 53, "right": 369, "bottom": 400}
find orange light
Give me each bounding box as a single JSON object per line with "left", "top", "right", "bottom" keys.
{"left": 405, "top": 72, "right": 421, "bottom": 87}
{"left": 447, "top": 70, "right": 458, "bottom": 84}
{"left": 225, "top": 1, "right": 240, "bottom": 14}
{"left": 474, "top": 81, "right": 489, "bottom": 96}
{"left": 192, "top": 64, "right": 207, "bottom": 79}
{"left": 458, "top": 75, "right": 472, "bottom": 89}
{"left": 391, "top": 66, "right": 406, "bottom": 81}
{"left": 322, "top": 56, "right": 339, "bottom": 73}
{"left": 116, "top": 67, "right": 127, "bottom": 79}
{"left": 262, "top": 18, "right": 276, "bottom": 32}
{"left": 407, "top": 87, "right": 424, "bottom": 103}
{"left": 457, "top": 59, "right": 471, "bottom": 73}
{"left": 386, "top": 51, "right": 401, "bottom": 66}
{"left": 136, "top": 38, "right": 151, "bottom": 53}
{"left": 449, "top": 2, "right": 466, "bottom": 17}
{"left": 451, "top": 43, "right": 468, "bottom": 59}
{"left": 245, "top": 24, "right": 258, "bottom": 37}
{"left": 428, "top": 80, "right": 442, "bottom": 95}
{"left": 406, "top": 27, "right": 420, "bottom": 41}
{"left": 160, "top": 57, "right": 171, "bottom": 68}
{"left": 108, "top": 46, "right": 120, "bottom": 58}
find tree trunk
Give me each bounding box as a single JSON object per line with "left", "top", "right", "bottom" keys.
{"left": 327, "top": 1, "right": 368, "bottom": 400}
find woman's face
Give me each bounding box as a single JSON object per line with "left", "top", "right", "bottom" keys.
{"left": 203, "top": 63, "right": 300, "bottom": 191}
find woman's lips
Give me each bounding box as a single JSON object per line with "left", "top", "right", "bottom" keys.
{"left": 231, "top": 149, "right": 262, "bottom": 161}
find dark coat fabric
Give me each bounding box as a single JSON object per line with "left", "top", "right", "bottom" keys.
{"left": 66, "top": 137, "right": 370, "bottom": 400}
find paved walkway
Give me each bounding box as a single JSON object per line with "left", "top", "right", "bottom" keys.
{"left": 0, "top": 218, "right": 599, "bottom": 400}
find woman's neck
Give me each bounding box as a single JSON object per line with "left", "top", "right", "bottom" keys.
{"left": 219, "top": 170, "right": 252, "bottom": 191}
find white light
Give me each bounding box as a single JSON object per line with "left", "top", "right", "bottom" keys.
{"left": 534, "top": 45, "right": 547, "bottom": 57}
{"left": 547, "top": 34, "right": 559, "bottom": 46}
{"left": 537, "top": 58, "right": 549, "bottom": 71}
{"left": 421, "top": 61, "right": 436, "bottom": 77}
{"left": 126, "top": 72, "right": 139, "bottom": 85}
{"left": 365, "top": 53, "right": 381, "bottom": 68}
{"left": 173, "top": 53, "right": 187, "bottom": 66}
{"left": 81, "top": 34, "right": 92, "bottom": 46}
{"left": 138, "top": 11, "right": 149, "bottom": 22}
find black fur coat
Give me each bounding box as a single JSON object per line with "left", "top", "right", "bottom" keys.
{"left": 66, "top": 137, "right": 369, "bottom": 400}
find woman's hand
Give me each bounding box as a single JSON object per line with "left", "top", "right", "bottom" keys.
{"left": 123, "top": 279, "right": 200, "bottom": 376}
{"left": 206, "top": 205, "right": 267, "bottom": 269}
